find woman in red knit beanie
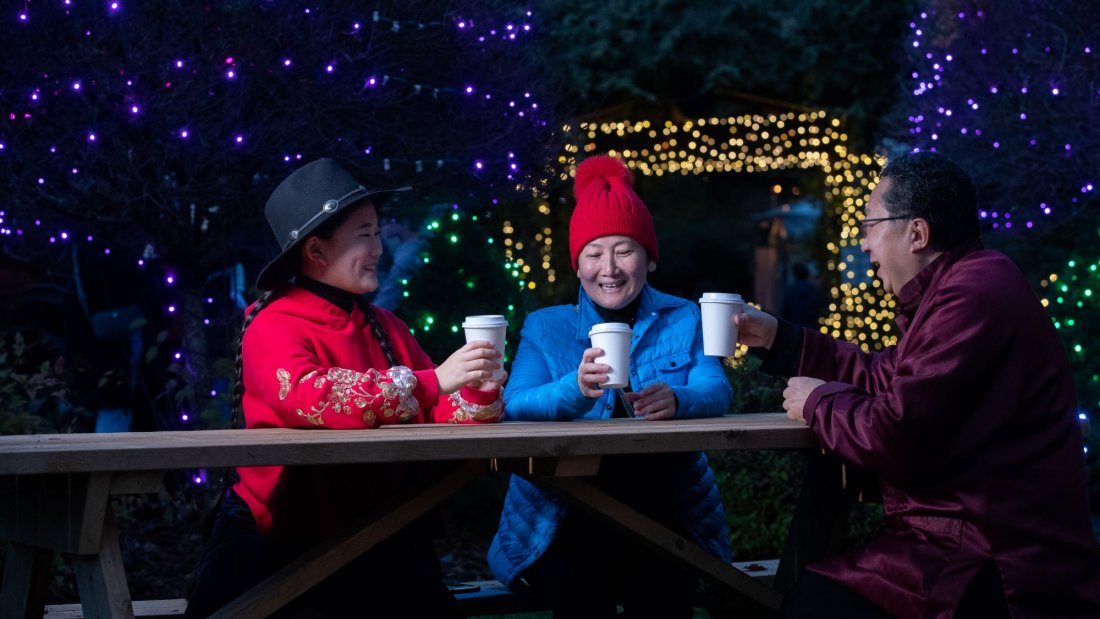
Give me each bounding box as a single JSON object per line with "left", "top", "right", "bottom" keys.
{"left": 186, "top": 158, "right": 505, "bottom": 618}
{"left": 488, "top": 155, "right": 733, "bottom": 617}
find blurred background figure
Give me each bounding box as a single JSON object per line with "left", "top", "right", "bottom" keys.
{"left": 781, "top": 262, "right": 822, "bottom": 329}
{"left": 372, "top": 210, "right": 434, "bottom": 312}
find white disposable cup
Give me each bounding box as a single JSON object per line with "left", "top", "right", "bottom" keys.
{"left": 699, "top": 293, "right": 744, "bottom": 356}
{"left": 462, "top": 315, "right": 508, "bottom": 380}
{"left": 588, "top": 322, "right": 632, "bottom": 389}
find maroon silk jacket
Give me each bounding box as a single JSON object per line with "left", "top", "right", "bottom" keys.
{"left": 791, "top": 244, "right": 1100, "bottom": 618}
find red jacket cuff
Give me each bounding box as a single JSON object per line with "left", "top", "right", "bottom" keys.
{"left": 413, "top": 369, "right": 441, "bottom": 405}
{"left": 460, "top": 385, "right": 500, "bottom": 406}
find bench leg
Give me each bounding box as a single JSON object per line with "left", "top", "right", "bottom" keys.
{"left": 531, "top": 475, "right": 784, "bottom": 612}
{"left": 774, "top": 452, "right": 860, "bottom": 594}
{"left": 209, "top": 460, "right": 485, "bottom": 619}
{"left": 1, "top": 542, "right": 52, "bottom": 619}
{"left": 72, "top": 516, "right": 135, "bottom": 619}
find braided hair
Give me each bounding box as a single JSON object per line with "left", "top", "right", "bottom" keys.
{"left": 230, "top": 288, "right": 285, "bottom": 428}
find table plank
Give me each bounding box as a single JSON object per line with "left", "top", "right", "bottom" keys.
{"left": 0, "top": 414, "right": 814, "bottom": 476}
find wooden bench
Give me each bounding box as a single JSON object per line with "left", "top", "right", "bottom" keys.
{"left": 44, "top": 599, "right": 185, "bottom": 618}
{"left": 1, "top": 415, "right": 814, "bottom": 619}
{"left": 10, "top": 414, "right": 1089, "bottom": 618}
{"left": 42, "top": 561, "right": 780, "bottom": 618}
{"left": 41, "top": 584, "right": 521, "bottom": 618}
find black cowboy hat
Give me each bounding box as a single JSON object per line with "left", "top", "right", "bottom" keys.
{"left": 255, "top": 158, "right": 410, "bottom": 290}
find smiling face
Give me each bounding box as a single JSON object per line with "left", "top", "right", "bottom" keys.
{"left": 577, "top": 235, "right": 654, "bottom": 310}
{"left": 300, "top": 201, "right": 383, "bottom": 294}
{"left": 861, "top": 178, "right": 922, "bottom": 295}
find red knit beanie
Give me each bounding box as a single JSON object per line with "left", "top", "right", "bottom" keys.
{"left": 569, "top": 156, "right": 659, "bottom": 270}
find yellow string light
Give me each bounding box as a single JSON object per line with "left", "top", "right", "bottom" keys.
{"left": 508, "top": 111, "right": 892, "bottom": 349}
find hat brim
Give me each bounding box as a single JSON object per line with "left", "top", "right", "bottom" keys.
{"left": 254, "top": 188, "right": 408, "bottom": 291}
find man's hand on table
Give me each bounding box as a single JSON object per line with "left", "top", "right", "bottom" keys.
{"left": 783, "top": 377, "right": 825, "bottom": 423}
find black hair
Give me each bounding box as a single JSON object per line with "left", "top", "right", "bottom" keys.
{"left": 230, "top": 288, "right": 284, "bottom": 426}
{"left": 880, "top": 152, "right": 980, "bottom": 251}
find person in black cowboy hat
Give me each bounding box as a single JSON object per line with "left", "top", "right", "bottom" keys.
{"left": 186, "top": 158, "right": 506, "bottom": 618}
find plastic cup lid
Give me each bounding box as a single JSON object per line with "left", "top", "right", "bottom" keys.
{"left": 588, "top": 322, "right": 632, "bottom": 337}
{"left": 699, "top": 292, "right": 744, "bottom": 303}
{"left": 462, "top": 314, "right": 508, "bottom": 328}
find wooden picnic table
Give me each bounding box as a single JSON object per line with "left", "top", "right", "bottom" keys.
{"left": 0, "top": 413, "right": 817, "bottom": 618}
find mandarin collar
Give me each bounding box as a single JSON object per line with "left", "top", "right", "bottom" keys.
{"left": 895, "top": 241, "right": 984, "bottom": 314}
{"left": 296, "top": 275, "right": 357, "bottom": 313}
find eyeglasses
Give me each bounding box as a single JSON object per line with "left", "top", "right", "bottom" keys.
{"left": 859, "top": 215, "right": 910, "bottom": 236}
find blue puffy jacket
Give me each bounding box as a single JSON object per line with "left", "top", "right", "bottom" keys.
{"left": 487, "top": 285, "right": 733, "bottom": 586}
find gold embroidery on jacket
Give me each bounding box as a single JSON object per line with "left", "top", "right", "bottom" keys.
{"left": 277, "top": 368, "right": 292, "bottom": 400}
{"left": 279, "top": 366, "right": 420, "bottom": 426}
{"left": 297, "top": 406, "right": 325, "bottom": 426}
{"left": 448, "top": 391, "right": 504, "bottom": 423}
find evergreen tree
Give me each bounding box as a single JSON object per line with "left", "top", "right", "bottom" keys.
{"left": 542, "top": 0, "right": 915, "bottom": 147}
{"left": 396, "top": 207, "right": 528, "bottom": 364}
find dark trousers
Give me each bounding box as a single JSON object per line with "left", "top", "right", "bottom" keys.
{"left": 782, "top": 561, "right": 1010, "bottom": 619}
{"left": 519, "top": 511, "right": 699, "bottom": 619}
{"left": 185, "top": 489, "right": 461, "bottom": 619}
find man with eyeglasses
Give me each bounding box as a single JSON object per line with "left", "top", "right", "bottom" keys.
{"left": 736, "top": 152, "right": 1100, "bottom": 618}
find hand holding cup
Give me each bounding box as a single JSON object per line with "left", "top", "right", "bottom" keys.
{"left": 435, "top": 340, "right": 503, "bottom": 393}
{"left": 587, "top": 322, "right": 632, "bottom": 388}
{"left": 577, "top": 347, "right": 611, "bottom": 398}
{"left": 699, "top": 293, "right": 744, "bottom": 357}
{"left": 733, "top": 305, "right": 779, "bottom": 349}
{"left": 462, "top": 315, "right": 508, "bottom": 381}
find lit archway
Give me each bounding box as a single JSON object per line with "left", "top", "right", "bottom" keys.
{"left": 504, "top": 111, "right": 898, "bottom": 350}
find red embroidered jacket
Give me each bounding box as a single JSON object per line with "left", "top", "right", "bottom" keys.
{"left": 233, "top": 286, "right": 503, "bottom": 534}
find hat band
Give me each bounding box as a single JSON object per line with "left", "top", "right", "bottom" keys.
{"left": 284, "top": 185, "right": 367, "bottom": 248}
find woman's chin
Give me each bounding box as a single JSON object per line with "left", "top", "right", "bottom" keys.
{"left": 595, "top": 291, "right": 635, "bottom": 310}
{"left": 353, "top": 276, "right": 379, "bottom": 295}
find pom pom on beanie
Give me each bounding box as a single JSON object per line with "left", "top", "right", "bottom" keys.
{"left": 568, "top": 156, "right": 658, "bottom": 270}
